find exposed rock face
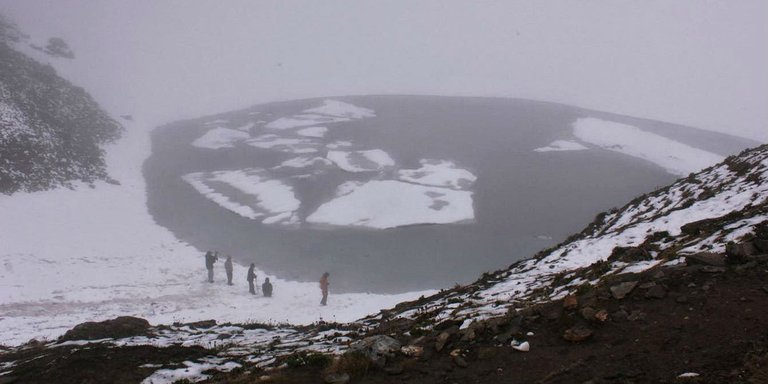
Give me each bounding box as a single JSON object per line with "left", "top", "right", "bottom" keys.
{"left": 58, "top": 316, "right": 150, "bottom": 342}
{"left": 0, "top": 26, "right": 121, "bottom": 194}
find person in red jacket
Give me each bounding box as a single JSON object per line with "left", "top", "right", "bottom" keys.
{"left": 319, "top": 272, "right": 330, "bottom": 306}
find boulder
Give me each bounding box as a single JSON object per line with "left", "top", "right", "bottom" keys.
{"left": 400, "top": 345, "right": 423, "bottom": 357}
{"left": 610, "top": 281, "right": 639, "bottom": 299}
{"left": 726, "top": 241, "right": 757, "bottom": 263}
{"left": 685, "top": 252, "right": 726, "bottom": 266}
{"left": 563, "top": 295, "right": 578, "bottom": 310}
{"left": 348, "top": 335, "right": 401, "bottom": 368}
{"left": 435, "top": 332, "right": 451, "bottom": 352}
{"left": 59, "top": 316, "right": 150, "bottom": 342}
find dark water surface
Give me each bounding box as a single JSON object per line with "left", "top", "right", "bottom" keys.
{"left": 144, "top": 96, "right": 756, "bottom": 293}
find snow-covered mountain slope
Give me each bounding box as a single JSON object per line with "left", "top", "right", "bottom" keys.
{"left": 0, "top": 33, "right": 121, "bottom": 194}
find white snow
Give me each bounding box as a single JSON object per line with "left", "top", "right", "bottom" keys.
{"left": 264, "top": 115, "right": 349, "bottom": 130}
{"left": 191, "top": 127, "right": 250, "bottom": 149}
{"left": 306, "top": 180, "right": 474, "bottom": 229}
{"left": 274, "top": 156, "right": 333, "bottom": 169}
{"left": 182, "top": 168, "right": 300, "bottom": 226}
{"left": 573, "top": 118, "right": 724, "bottom": 176}
{"left": 296, "top": 126, "right": 328, "bottom": 138}
{"left": 265, "top": 100, "right": 374, "bottom": 130}
{"left": 245, "top": 134, "right": 318, "bottom": 154}
{"left": 302, "top": 99, "right": 376, "bottom": 119}
{"left": 327, "top": 149, "right": 395, "bottom": 172}
{"left": 533, "top": 140, "right": 588, "bottom": 152}
{"left": 397, "top": 159, "right": 477, "bottom": 190}
{"left": 0, "top": 120, "right": 433, "bottom": 346}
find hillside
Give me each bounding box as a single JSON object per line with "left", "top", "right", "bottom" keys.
{"left": 0, "top": 18, "right": 121, "bottom": 194}
{"left": 1, "top": 143, "right": 764, "bottom": 383}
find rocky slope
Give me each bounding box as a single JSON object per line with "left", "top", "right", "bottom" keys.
{"left": 0, "top": 140, "right": 765, "bottom": 382}
{"left": 0, "top": 16, "right": 121, "bottom": 194}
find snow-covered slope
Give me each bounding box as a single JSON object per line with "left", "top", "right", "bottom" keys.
{"left": 366, "top": 143, "right": 768, "bottom": 325}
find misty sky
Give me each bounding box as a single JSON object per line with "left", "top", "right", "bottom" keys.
{"left": 1, "top": 0, "right": 766, "bottom": 141}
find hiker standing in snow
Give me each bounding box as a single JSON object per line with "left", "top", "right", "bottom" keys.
{"left": 247, "top": 263, "right": 257, "bottom": 294}
{"left": 205, "top": 251, "right": 218, "bottom": 283}
{"left": 224, "top": 255, "right": 233, "bottom": 286}
{"left": 320, "top": 272, "right": 330, "bottom": 306}
{"left": 262, "top": 277, "right": 273, "bottom": 297}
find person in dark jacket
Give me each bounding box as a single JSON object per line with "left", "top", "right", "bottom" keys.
{"left": 262, "top": 277, "right": 273, "bottom": 297}
{"left": 246, "top": 263, "right": 257, "bottom": 294}
{"left": 319, "top": 272, "right": 329, "bottom": 305}
{"left": 205, "top": 251, "right": 218, "bottom": 283}
{"left": 224, "top": 255, "right": 233, "bottom": 285}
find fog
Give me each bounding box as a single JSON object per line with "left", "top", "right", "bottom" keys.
{"left": 0, "top": 0, "right": 765, "bottom": 141}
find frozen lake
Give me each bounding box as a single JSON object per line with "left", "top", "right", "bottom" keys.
{"left": 144, "top": 95, "right": 754, "bottom": 293}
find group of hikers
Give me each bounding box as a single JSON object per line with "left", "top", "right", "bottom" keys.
{"left": 205, "top": 251, "right": 330, "bottom": 305}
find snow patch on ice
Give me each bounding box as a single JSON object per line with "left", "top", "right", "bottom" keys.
{"left": 397, "top": 159, "right": 477, "bottom": 190}
{"left": 296, "top": 126, "right": 328, "bottom": 138}
{"left": 573, "top": 118, "right": 723, "bottom": 176}
{"left": 327, "top": 149, "right": 395, "bottom": 173}
{"left": 182, "top": 168, "right": 300, "bottom": 226}
{"left": 245, "top": 134, "right": 318, "bottom": 154}
{"left": 265, "top": 99, "right": 374, "bottom": 130}
{"left": 533, "top": 140, "right": 588, "bottom": 152}
{"left": 302, "top": 99, "right": 376, "bottom": 119}
{"left": 306, "top": 180, "right": 474, "bottom": 229}
{"left": 191, "top": 127, "right": 250, "bottom": 149}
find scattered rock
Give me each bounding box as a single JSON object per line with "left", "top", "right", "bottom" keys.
{"left": 610, "top": 281, "right": 639, "bottom": 299}
{"left": 628, "top": 310, "right": 646, "bottom": 321}
{"left": 612, "top": 309, "right": 629, "bottom": 322}
{"left": 324, "top": 372, "right": 350, "bottom": 384}
{"left": 645, "top": 285, "right": 667, "bottom": 299}
{"left": 453, "top": 356, "right": 468, "bottom": 368}
{"left": 59, "top": 316, "right": 150, "bottom": 342}
{"left": 563, "top": 295, "right": 579, "bottom": 310}
{"left": 676, "top": 295, "right": 689, "bottom": 304}
{"left": 348, "top": 335, "right": 401, "bottom": 368}
{"left": 563, "top": 326, "right": 593, "bottom": 342}
{"left": 701, "top": 266, "right": 726, "bottom": 273}
{"left": 726, "top": 241, "right": 757, "bottom": 263}
{"left": 580, "top": 307, "right": 597, "bottom": 321}
{"left": 400, "top": 345, "right": 423, "bottom": 357}
{"left": 685, "top": 252, "right": 726, "bottom": 267}
{"left": 435, "top": 332, "right": 451, "bottom": 352}
{"left": 594, "top": 309, "right": 609, "bottom": 323}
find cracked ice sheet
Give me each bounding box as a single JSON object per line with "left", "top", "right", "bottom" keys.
{"left": 397, "top": 159, "right": 477, "bottom": 190}
{"left": 306, "top": 180, "right": 474, "bottom": 229}
{"left": 182, "top": 168, "right": 299, "bottom": 225}
{"left": 327, "top": 149, "right": 395, "bottom": 172}
{"left": 191, "top": 127, "right": 249, "bottom": 149}
{"left": 573, "top": 117, "right": 723, "bottom": 176}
